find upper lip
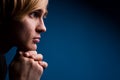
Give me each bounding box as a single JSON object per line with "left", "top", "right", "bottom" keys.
{"left": 33, "top": 36, "right": 41, "bottom": 39}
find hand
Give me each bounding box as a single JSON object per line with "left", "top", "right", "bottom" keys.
{"left": 9, "top": 51, "right": 48, "bottom": 80}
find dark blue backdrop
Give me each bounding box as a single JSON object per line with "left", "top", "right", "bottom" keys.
{"left": 5, "top": 0, "right": 120, "bottom": 80}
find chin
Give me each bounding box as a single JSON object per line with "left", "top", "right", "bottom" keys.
{"left": 28, "top": 44, "right": 37, "bottom": 51}
{"left": 17, "top": 44, "right": 37, "bottom": 51}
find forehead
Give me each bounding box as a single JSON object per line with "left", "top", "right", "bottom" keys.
{"left": 14, "top": 0, "right": 48, "bottom": 20}
{"left": 35, "top": 0, "right": 48, "bottom": 11}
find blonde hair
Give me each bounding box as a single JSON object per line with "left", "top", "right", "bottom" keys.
{"left": 0, "top": 0, "right": 48, "bottom": 23}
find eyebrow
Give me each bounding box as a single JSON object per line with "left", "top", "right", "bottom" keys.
{"left": 32, "top": 8, "right": 48, "bottom": 17}
{"left": 44, "top": 8, "right": 48, "bottom": 15}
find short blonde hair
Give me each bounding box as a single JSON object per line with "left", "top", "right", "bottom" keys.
{"left": 0, "top": 0, "right": 48, "bottom": 23}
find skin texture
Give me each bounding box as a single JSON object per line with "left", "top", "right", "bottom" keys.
{"left": 8, "top": 0, "right": 49, "bottom": 80}
{"left": 11, "top": 6, "right": 47, "bottom": 51}
{"left": 9, "top": 51, "right": 48, "bottom": 80}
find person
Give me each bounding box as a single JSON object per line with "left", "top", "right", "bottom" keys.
{"left": 0, "top": 0, "right": 48, "bottom": 80}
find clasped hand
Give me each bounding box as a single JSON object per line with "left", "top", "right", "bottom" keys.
{"left": 9, "top": 50, "right": 48, "bottom": 80}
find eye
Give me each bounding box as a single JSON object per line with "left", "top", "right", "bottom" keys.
{"left": 29, "top": 11, "right": 41, "bottom": 19}
{"left": 29, "top": 10, "right": 48, "bottom": 19}
{"left": 43, "top": 12, "right": 48, "bottom": 19}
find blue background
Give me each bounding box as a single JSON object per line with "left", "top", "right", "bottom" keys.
{"left": 5, "top": 0, "right": 120, "bottom": 80}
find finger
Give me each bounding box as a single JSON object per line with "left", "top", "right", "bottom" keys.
{"left": 17, "top": 51, "right": 29, "bottom": 57}
{"left": 22, "top": 52, "right": 30, "bottom": 57}
{"left": 27, "top": 51, "right": 37, "bottom": 55}
{"left": 20, "top": 51, "right": 43, "bottom": 61}
{"left": 38, "top": 61, "right": 48, "bottom": 69}
{"left": 24, "top": 51, "right": 43, "bottom": 61}
{"left": 15, "top": 51, "right": 24, "bottom": 58}
{"left": 18, "top": 51, "right": 33, "bottom": 58}
{"left": 34, "top": 54, "right": 43, "bottom": 61}
{"left": 22, "top": 51, "right": 37, "bottom": 58}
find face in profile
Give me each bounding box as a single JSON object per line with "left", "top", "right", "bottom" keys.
{"left": 12, "top": 0, "right": 48, "bottom": 51}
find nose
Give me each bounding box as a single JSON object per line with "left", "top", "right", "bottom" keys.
{"left": 36, "top": 19, "right": 46, "bottom": 33}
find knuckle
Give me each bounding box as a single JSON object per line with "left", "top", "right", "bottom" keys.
{"left": 29, "top": 51, "right": 37, "bottom": 55}
{"left": 38, "top": 54, "right": 43, "bottom": 59}
{"left": 42, "top": 61, "right": 48, "bottom": 68}
{"left": 37, "top": 66, "right": 43, "bottom": 74}
{"left": 28, "top": 58, "right": 35, "bottom": 67}
{"left": 29, "top": 58, "right": 34, "bottom": 64}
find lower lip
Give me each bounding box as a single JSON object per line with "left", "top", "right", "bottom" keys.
{"left": 33, "top": 39, "right": 40, "bottom": 43}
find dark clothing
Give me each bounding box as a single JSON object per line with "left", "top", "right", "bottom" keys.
{"left": 0, "top": 55, "right": 7, "bottom": 80}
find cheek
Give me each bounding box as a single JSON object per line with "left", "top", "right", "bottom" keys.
{"left": 13, "top": 17, "right": 37, "bottom": 45}
{"left": 19, "top": 28, "right": 32, "bottom": 41}
{"left": 13, "top": 24, "right": 28, "bottom": 41}
{"left": 18, "top": 22, "right": 36, "bottom": 42}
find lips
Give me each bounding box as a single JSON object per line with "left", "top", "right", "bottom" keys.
{"left": 33, "top": 37, "right": 40, "bottom": 43}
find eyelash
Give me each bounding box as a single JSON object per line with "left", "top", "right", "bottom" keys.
{"left": 29, "top": 11, "right": 47, "bottom": 19}
{"left": 30, "top": 11, "right": 41, "bottom": 18}
{"left": 43, "top": 13, "right": 47, "bottom": 19}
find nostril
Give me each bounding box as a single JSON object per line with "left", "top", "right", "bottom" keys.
{"left": 36, "top": 25, "right": 46, "bottom": 33}
{"left": 36, "top": 29, "right": 42, "bottom": 33}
